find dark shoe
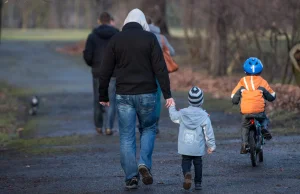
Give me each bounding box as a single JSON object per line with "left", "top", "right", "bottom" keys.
{"left": 240, "top": 144, "right": 248, "bottom": 154}
{"left": 138, "top": 165, "right": 153, "bottom": 185}
{"left": 125, "top": 177, "right": 138, "bottom": 189}
{"left": 183, "top": 172, "right": 192, "bottom": 190}
{"left": 95, "top": 128, "right": 102, "bottom": 135}
{"left": 105, "top": 128, "right": 113, "bottom": 136}
{"left": 261, "top": 128, "right": 272, "bottom": 140}
{"left": 195, "top": 182, "right": 202, "bottom": 190}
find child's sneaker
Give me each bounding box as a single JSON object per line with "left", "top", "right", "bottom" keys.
{"left": 261, "top": 128, "right": 272, "bottom": 140}
{"left": 240, "top": 143, "right": 249, "bottom": 154}
{"left": 195, "top": 182, "right": 202, "bottom": 190}
{"left": 125, "top": 177, "right": 138, "bottom": 189}
{"left": 183, "top": 172, "right": 192, "bottom": 190}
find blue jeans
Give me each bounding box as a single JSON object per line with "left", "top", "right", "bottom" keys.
{"left": 103, "top": 78, "right": 116, "bottom": 130}
{"left": 93, "top": 78, "right": 104, "bottom": 128}
{"left": 93, "top": 77, "right": 116, "bottom": 129}
{"left": 116, "top": 93, "right": 157, "bottom": 181}
{"left": 155, "top": 79, "right": 161, "bottom": 128}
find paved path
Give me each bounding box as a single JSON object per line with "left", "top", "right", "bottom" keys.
{"left": 0, "top": 41, "right": 299, "bottom": 194}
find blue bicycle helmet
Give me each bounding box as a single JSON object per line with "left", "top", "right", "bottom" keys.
{"left": 243, "top": 57, "right": 263, "bottom": 75}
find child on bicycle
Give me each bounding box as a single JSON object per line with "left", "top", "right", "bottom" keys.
{"left": 169, "top": 86, "right": 216, "bottom": 190}
{"left": 231, "top": 57, "right": 276, "bottom": 154}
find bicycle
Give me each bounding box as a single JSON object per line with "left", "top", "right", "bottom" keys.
{"left": 247, "top": 118, "right": 264, "bottom": 167}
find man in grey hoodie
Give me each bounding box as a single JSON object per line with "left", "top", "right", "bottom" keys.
{"left": 169, "top": 86, "right": 216, "bottom": 190}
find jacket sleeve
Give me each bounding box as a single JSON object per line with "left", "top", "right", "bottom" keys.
{"left": 98, "top": 39, "right": 116, "bottom": 102}
{"left": 202, "top": 118, "right": 216, "bottom": 151}
{"left": 163, "top": 36, "right": 175, "bottom": 56}
{"left": 151, "top": 36, "right": 172, "bottom": 99}
{"left": 83, "top": 34, "right": 94, "bottom": 67}
{"left": 231, "top": 79, "right": 245, "bottom": 105}
{"left": 258, "top": 80, "right": 276, "bottom": 102}
{"left": 168, "top": 105, "right": 181, "bottom": 124}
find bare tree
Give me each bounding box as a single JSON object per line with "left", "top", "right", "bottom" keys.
{"left": 0, "top": 0, "right": 2, "bottom": 44}
{"left": 141, "top": 0, "right": 169, "bottom": 35}
{"left": 48, "top": 0, "right": 59, "bottom": 28}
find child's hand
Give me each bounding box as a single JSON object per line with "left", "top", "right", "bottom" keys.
{"left": 207, "top": 148, "right": 214, "bottom": 154}
{"left": 166, "top": 98, "right": 175, "bottom": 108}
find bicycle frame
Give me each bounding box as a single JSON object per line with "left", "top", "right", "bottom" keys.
{"left": 250, "top": 118, "right": 264, "bottom": 150}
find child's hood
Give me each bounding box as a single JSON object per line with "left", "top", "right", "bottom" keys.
{"left": 180, "top": 107, "right": 208, "bottom": 130}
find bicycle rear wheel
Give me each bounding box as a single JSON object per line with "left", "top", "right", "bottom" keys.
{"left": 249, "top": 130, "right": 257, "bottom": 167}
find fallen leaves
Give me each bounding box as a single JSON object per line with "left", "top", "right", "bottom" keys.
{"left": 56, "top": 41, "right": 86, "bottom": 55}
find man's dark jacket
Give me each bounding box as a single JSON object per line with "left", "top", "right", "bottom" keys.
{"left": 83, "top": 25, "right": 119, "bottom": 77}
{"left": 98, "top": 22, "right": 171, "bottom": 102}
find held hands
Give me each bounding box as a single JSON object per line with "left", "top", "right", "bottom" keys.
{"left": 207, "top": 148, "right": 215, "bottom": 154}
{"left": 165, "top": 98, "right": 175, "bottom": 108}
{"left": 99, "top": 102, "right": 110, "bottom": 106}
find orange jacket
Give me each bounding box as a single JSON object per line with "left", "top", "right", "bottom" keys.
{"left": 231, "top": 76, "right": 276, "bottom": 114}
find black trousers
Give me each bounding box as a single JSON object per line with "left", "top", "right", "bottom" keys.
{"left": 182, "top": 155, "right": 202, "bottom": 184}
{"left": 241, "top": 113, "right": 269, "bottom": 145}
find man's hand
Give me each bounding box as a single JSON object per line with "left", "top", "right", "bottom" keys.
{"left": 207, "top": 148, "right": 215, "bottom": 154}
{"left": 165, "top": 98, "right": 175, "bottom": 108}
{"left": 99, "top": 102, "right": 110, "bottom": 106}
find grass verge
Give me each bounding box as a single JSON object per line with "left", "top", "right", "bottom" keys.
{"left": 6, "top": 134, "right": 119, "bottom": 155}
{"left": 2, "top": 29, "right": 90, "bottom": 41}
{"left": 269, "top": 110, "right": 300, "bottom": 135}
{"left": 0, "top": 82, "right": 28, "bottom": 150}
{"left": 2, "top": 28, "right": 190, "bottom": 41}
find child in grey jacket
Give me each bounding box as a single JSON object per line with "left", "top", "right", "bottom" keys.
{"left": 168, "top": 86, "right": 216, "bottom": 190}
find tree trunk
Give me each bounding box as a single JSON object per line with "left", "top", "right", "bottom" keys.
{"left": 48, "top": 0, "right": 59, "bottom": 28}
{"left": 74, "top": 0, "right": 80, "bottom": 28}
{"left": 0, "top": 0, "right": 2, "bottom": 44}
{"left": 84, "top": 1, "right": 92, "bottom": 29}
{"left": 209, "top": 20, "right": 220, "bottom": 76}
{"left": 289, "top": 44, "right": 300, "bottom": 86}
{"left": 20, "top": 2, "right": 30, "bottom": 29}
{"left": 141, "top": 0, "right": 169, "bottom": 35}
{"left": 217, "top": 16, "right": 227, "bottom": 75}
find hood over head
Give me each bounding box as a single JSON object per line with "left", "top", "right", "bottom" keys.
{"left": 180, "top": 107, "right": 207, "bottom": 130}
{"left": 93, "top": 25, "right": 118, "bottom": 39}
{"left": 123, "top": 8, "right": 150, "bottom": 31}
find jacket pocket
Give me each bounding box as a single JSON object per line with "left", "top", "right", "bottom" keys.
{"left": 116, "top": 95, "right": 130, "bottom": 107}
{"left": 139, "top": 93, "right": 156, "bottom": 114}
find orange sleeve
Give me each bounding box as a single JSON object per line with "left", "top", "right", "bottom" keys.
{"left": 260, "top": 79, "right": 276, "bottom": 101}
{"left": 262, "top": 79, "right": 275, "bottom": 95}
{"left": 231, "top": 79, "right": 243, "bottom": 98}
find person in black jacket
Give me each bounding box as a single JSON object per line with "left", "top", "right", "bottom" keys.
{"left": 83, "top": 12, "right": 119, "bottom": 135}
{"left": 99, "top": 9, "right": 175, "bottom": 190}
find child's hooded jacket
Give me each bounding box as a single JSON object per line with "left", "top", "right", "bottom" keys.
{"left": 169, "top": 106, "right": 216, "bottom": 156}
